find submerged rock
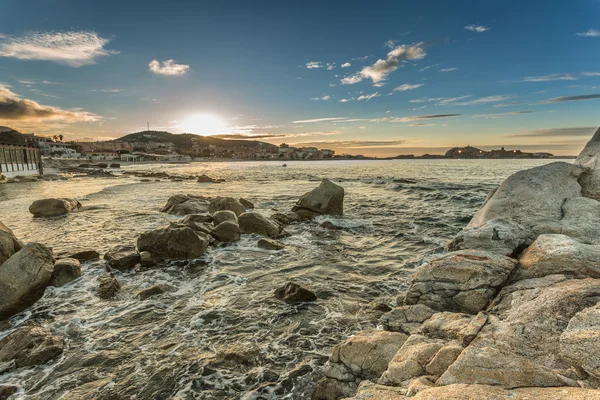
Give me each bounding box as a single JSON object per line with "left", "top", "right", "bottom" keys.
{"left": 0, "top": 220, "right": 22, "bottom": 265}
{"left": 211, "top": 221, "right": 241, "bottom": 243}
{"left": 0, "top": 325, "right": 64, "bottom": 367}
{"left": 239, "top": 212, "right": 280, "bottom": 237}
{"left": 138, "top": 226, "right": 209, "bottom": 260}
{"left": 29, "top": 198, "right": 82, "bottom": 217}
{"left": 97, "top": 273, "right": 121, "bottom": 299}
{"left": 137, "top": 285, "right": 166, "bottom": 300}
{"left": 257, "top": 238, "right": 285, "bottom": 250}
{"left": 0, "top": 385, "right": 18, "bottom": 399}
{"left": 274, "top": 282, "right": 317, "bottom": 303}
{"left": 50, "top": 258, "right": 82, "bottom": 287}
{"left": 104, "top": 245, "right": 140, "bottom": 270}
{"left": 208, "top": 197, "right": 247, "bottom": 216}
{"left": 0, "top": 243, "right": 54, "bottom": 319}
{"left": 292, "top": 179, "right": 344, "bottom": 216}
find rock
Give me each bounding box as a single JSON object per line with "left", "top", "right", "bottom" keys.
{"left": 313, "top": 330, "right": 408, "bottom": 400}
{"left": 381, "top": 304, "right": 437, "bottom": 335}
{"left": 406, "top": 376, "right": 435, "bottom": 396}
{"left": 424, "top": 342, "right": 463, "bottom": 376}
{"left": 239, "top": 198, "right": 255, "bottom": 209}
{"left": 560, "top": 303, "right": 600, "bottom": 379}
{"left": 181, "top": 213, "right": 213, "bottom": 225}
{"left": 320, "top": 220, "right": 339, "bottom": 230}
{"left": 137, "top": 226, "right": 209, "bottom": 260}
{"left": 403, "top": 250, "right": 517, "bottom": 314}
{"left": 64, "top": 250, "right": 99, "bottom": 262}
{"left": 0, "top": 385, "right": 18, "bottom": 400}
{"left": 104, "top": 245, "right": 140, "bottom": 270}
{"left": 197, "top": 174, "right": 217, "bottom": 183}
{"left": 420, "top": 312, "right": 475, "bottom": 341}
{"left": 293, "top": 179, "right": 344, "bottom": 216}
{"left": 0, "top": 325, "right": 64, "bottom": 367}
{"left": 337, "top": 381, "right": 407, "bottom": 400}
{"left": 29, "top": 198, "right": 82, "bottom": 217}
{"left": 575, "top": 126, "right": 600, "bottom": 199}
{"left": 161, "top": 194, "right": 190, "bottom": 212}
{"left": 97, "top": 273, "right": 121, "bottom": 299}
{"left": 0, "top": 220, "right": 22, "bottom": 265}
{"left": 138, "top": 251, "right": 154, "bottom": 267}
{"left": 50, "top": 258, "right": 82, "bottom": 287}
{"left": 211, "top": 221, "right": 241, "bottom": 243}
{"left": 212, "top": 210, "right": 238, "bottom": 225}
{"left": 137, "top": 285, "right": 165, "bottom": 300}
{"left": 169, "top": 199, "right": 209, "bottom": 215}
{"left": 447, "top": 218, "right": 530, "bottom": 257}
{"left": 0, "top": 243, "right": 54, "bottom": 319}
{"left": 514, "top": 234, "right": 600, "bottom": 281}
{"left": 109, "top": 163, "right": 120, "bottom": 168}
{"left": 239, "top": 212, "right": 280, "bottom": 237}
{"left": 274, "top": 282, "right": 317, "bottom": 303}
{"left": 208, "top": 197, "right": 246, "bottom": 216}
{"left": 258, "top": 238, "right": 285, "bottom": 250}
{"left": 96, "top": 163, "right": 108, "bottom": 168}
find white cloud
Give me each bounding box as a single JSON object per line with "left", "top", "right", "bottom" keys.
{"left": 576, "top": 29, "right": 600, "bottom": 37}
{"left": 523, "top": 73, "right": 577, "bottom": 82}
{"left": 91, "top": 88, "right": 123, "bottom": 93}
{"left": 390, "top": 113, "right": 461, "bottom": 122}
{"left": 451, "top": 94, "right": 515, "bottom": 106}
{"left": 439, "top": 67, "right": 459, "bottom": 72}
{"left": 326, "top": 63, "right": 335, "bottom": 70}
{"left": 582, "top": 72, "right": 600, "bottom": 76}
{"left": 341, "top": 43, "right": 427, "bottom": 84}
{"left": 306, "top": 61, "right": 322, "bottom": 69}
{"left": 341, "top": 62, "right": 351, "bottom": 68}
{"left": 474, "top": 111, "right": 533, "bottom": 119}
{"left": 311, "top": 95, "right": 331, "bottom": 101}
{"left": 293, "top": 117, "right": 346, "bottom": 124}
{"left": 148, "top": 59, "right": 190, "bottom": 76}
{"left": 393, "top": 83, "right": 424, "bottom": 92}
{"left": 0, "top": 31, "right": 118, "bottom": 67}
{"left": 419, "top": 64, "right": 437, "bottom": 72}
{"left": 18, "top": 80, "right": 36, "bottom": 85}
{"left": 357, "top": 92, "right": 380, "bottom": 101}
{"left": 465, "top": 24, "right": 490, "bottom": 32}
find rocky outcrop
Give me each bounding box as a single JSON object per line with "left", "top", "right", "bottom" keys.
{"left": 51, "top": 258, "right": 82, "bottom": 287}
{"left": 559, "top": 302, "right": 600, "bottom": 380}
{"left": 211, "top": 221, "right": 241, "bottom": 243}
{"left": 137, "top": 226, "right": 209, "bottom": 260}
{"left": 293, "top": 179, "right": 344, "bottom": 216}
{"left": 104, "top": 245, "right": 140, "bottom": 270}
{"left": 0, "top": 325, "right": 64, "bottom": 367}
{"left": 239, "top": 212, "right": 280, "bottom": 237}
{"left": 0, "top": 243, "right": 54, "bottom": 319}
{"left": 575, "top": 127, "right": 600, "bottom": 199}
{"left": 0, "top": 220, "right": 22, "bottom": 265}
{"left": 29, "top": 198, "right": 82, "bottom": 217}
{"left": 161, "top": 194, "right": 210, "bottom": 215}
{"left": 274, "top": 282, "right": 317, "bottom": 303}
{"left": 208, "top": 197, "right": 247, "bottom": 216}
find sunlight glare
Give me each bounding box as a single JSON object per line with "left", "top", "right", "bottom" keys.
{"left": 180, "top": 113, "right": 229, "bottom": 135}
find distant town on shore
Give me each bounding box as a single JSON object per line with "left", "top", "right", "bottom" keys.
{"left": 0, "top": 127, "right": 567, "bottom": 163}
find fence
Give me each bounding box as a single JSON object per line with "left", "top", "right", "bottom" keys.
{"left": 0, "top": 144, "right": 43, "bottom": 179}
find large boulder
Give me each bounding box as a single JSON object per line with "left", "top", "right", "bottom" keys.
{"left": 138, "top": 226, "right": 208, "bottom": 260}
{"left": 104, "top": 245, "right": 140, "bottom": 270}
{"left": 238, "top": 212, "right": 280, "bottom": 237}
{"left": 208, "top": 197, "right": 246, "bottom": 216}
{"left": 559, "top": 303, "right": 600, "bottom": 380}
{"left": 575, "top": 126, "right": 600, "bottom": 199}
{"left": 212, "top": 210, "right": 238, "bottom": 225}
{"left": 161, "top": 194, "right": 210, "bottom": 215}
{"left": 0, "top": 220, "right": 22, "bottom": 265}
{"left": 292, "top": 179, "right": 344, "bottom": 216}
{"left": 161, "top": 194, "right": 190, "bottom": 212}
{"left": 514, "top": 234, "right": 600, "bottom": 281}
{"left": 403, "top": 250, "right": 517, "bottom": 314}
{"left": 51, "top": 258, "right": 82, "bottom": 287}
{"left": 0, "top": 325, "right": 64, "bottom": 367}
{"left": 381, "top": 304, "right": 437, "bottom": 335}
{"left": 211, "top": 221, "right": 241, "bottom": 243}
{"left": 0, "top": 243, "right": 54, "bottom": 319}
{"left": 29, "top": 198, "right": 82, "bottom": 217}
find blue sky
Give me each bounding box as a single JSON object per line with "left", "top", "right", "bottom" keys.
{"left": 0, "top": 0, "right": 599, "bottom": 156}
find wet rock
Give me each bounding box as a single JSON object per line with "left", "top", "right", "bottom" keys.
{"left": 137, "top": 285, "right": 165, "bottom": 300}
{"left": 404, "top": 250, "right": 517, "bottom": 314}
{"left": 104, "top": 245, "right": 140, "bottom": 270}
{"left": 212, "top": 210, "right": 238, "bottom": 225}
{"left": 514, "top": 234, "right": 600, "bottom": 281}
{"left": 181, "top": 213, "right": 213, "bottom": 225}
{"left": 139, "top": 251, "right": 155, "bottom": 267}
{"left": 211, "top": 221, "right": 241, "bottom": 243}
{"left": 97, "top": 273, "right": 121, "bottom": 299}
{"left": 293, "top": 179, "right": 344, "bottom": 216}
{"left": 575, "top": 126, "right": 600, "bottom": 199}
{"left": 381, "top": 304, "right": 437, "bottom": 335}
{"left": 138, "top": 226, "right": 209, "bottom": 260}
{"left": 197, "top": 174, "right": 218, "bottom": 183}
{"left": 239, "top": 212, "right": 280, "bottom": 237}
{"left": 29, "top": 198, "right": 82, "bottom": 217}
{"left": 0, "top": 243, "right": 54, "bottom": 319}
{"left": 208, "top": 196, "right": 246, "bottom": 216}
{"left": 96, "top": 163, "right": 108, "bottom": 168}
{"left": 64, "top": 249, "right": 99, "bottom": 262}
{"left": 0, "top": 385, "right": 18, "bottom": 400}
{"left": 274, "top": 282, "right": 317, "bottom": 303}
{"left": 110, "top": 163, "right": 120, "bottom": 168}
{"left": 560, "top": 303, "right": 600, "bottom": 379}
{"left": 161, "top": 194, "right": 190, "bottom": 212}
{"left": 258, "top": 238, "right": 285, "bottom": 250}
{"left": 50, "top": 258, "right": 82, "bottom": 287}
{"left": 169, "top": 198, "right": 210, "bottom": 215}
{"left": 239, "top": 198, "right": 255, "bottom": 209}
{"left": 320, "top": 220, "right": 339, "bottom": 230}
{"left": 0, "top": 325, "right": 64, "bottom": 367}
{"left": 0, "top": 220, "right": 22, "bottom": 265}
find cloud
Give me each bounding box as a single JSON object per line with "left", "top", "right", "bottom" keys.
{"left": 393, "top": 83, "right": 424, "bottom": 92}
{"left": 541, "top": 94, "right": 600, "bottom": 103}
{"left": 523, "top": 73, "right": 577, "bottom": 82}
{"left": 392, "top": 113, "right": 462, "bottom": 122}
{"left": 339, "top": 98, "right": 353, "bottom": 103}
{"left": 465, "top": 24, "right": 490, "bottom": 32}
{"left": 0, "top": 31, "right": 117, "bottom": 67}
{"left": 493, "top": 101, "right": 523, "bottom": 107}
{"left": 341, "top": 62, "right": 351, "bottom": 68}
{"left": 439, "top": 67, "right": 459, "bottom": 72}
{"left": 409, "top": 123, "right": 435, "bottom": 127}
{"left": 148, "top": 59, "right": 190, "bottom": 76}
{"left": 475, "top": 111, "right": 533, "bottom": 119}
{"left": 291, "top": 140, "right": 407, "bottom": 148}
{"left": 420, "top": 64, "right": 438, "bottom": 72}
{"left": 293, "top": 117, "right": 347, "bottom": 124}
{"left": 582, "top": 72, "right": 600, "bottom": 76}
{"left": 18, "top": 80, "right": 36, "bottom": 85}
{"left": 357, "top": 92, "right": 380, "bottom": 101}
{"left": 306, "top": 61, "right": 322, "bottom": 69}
{"left": 576, "top": 29, "right": 600, "bottom": 37}
{"left": 213, "top": 131, "right": 340, "bottom": 140}
{"left": 341, "top": 43, "right": 427, "bottom": 84}
{"left": 326, "top": 63, "right": 335, "bottom": 70}
{"left": 0, "top": 83, "right": 100, "bottom": 122}
{"left": 502, "top": 127, "right": 597, "bottom": 138}
{"left": 311, "top": 95, "right": 331, "bottom": 101}
{"left": 451, "top": 94, "right": 515, "bottom": 106}
{"left": 91, "top": 88, "right": 123, "bottom": 93}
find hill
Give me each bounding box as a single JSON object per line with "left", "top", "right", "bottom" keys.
{"left": 114, "top": 130, "right": 278, "bottom": 151}
{"left": 0, "top": 128, "right": 26, "bottom": 145}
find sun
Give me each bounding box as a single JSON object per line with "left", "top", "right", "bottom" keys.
{"left": 181, "top": 113, "right": 229, "bottom": 135}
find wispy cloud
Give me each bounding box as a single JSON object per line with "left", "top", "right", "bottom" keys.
{"left": 357, "top": 92, "right": 380, "bottom": 101}
{"left": 465, "top": 24, "right": 490, "bottom": 32}
{"left": 341, "top": 43, "right": 427, "bottom": 84}
{"left": 91, "top": 88, "right": 123, "bottom": 93}
{"left": 475, "top": 111, "right": 533, "bottom": 119}
{"left": 392, "top": 113, "right": 462, "bottom": 122}
{"left": 306, "top": 61, "right": 322, "bottom": 69}
{"left": 439, "top": 67, "right": 459, "bottom": 72}
{"left": 523, "top": 73, "right": 577, "bottom": 82}
{"left": 451, "top": 94, "right": 515, "bottom": 106}
{"left": 419, "top": 64, "right": 438, "bottom": 72}
{"left": 213, "top": 131, "right": 340, "bottom": 140}
{"left": 310, "top": 95, "right": 331, "bottom": 101}
{"left": 503, "top": 126, "right": 597, "bottom": 138}
{"left": 0, "top": 31, "right": 118, "bottom": 67}
{"left": 393, "top": 83, "right": 424, "bottom": 92}
{"left": 541, "top": 94, "right": 600, "bottom": 103}
{"left": 0, "top": 83, "right": 100, "bottom": 122}
{"left": 582, "top": 72, "right": 600, "bottom": 76}
{"left": 291, "top": 140, "right": 407, "bottom": 148}
{"left": 576, "top": 29, "right": 600, "bottom": 37}
{"left": 339, "top": 98, "right": 354, "bottom": 103}
{"left": 493, "top": 101, "right": 523, "bottom": 107}
{"left": 148, "top": 59, "right": 190, "bottom": 76}
{"left": 293, "top": 117, "right": 347, "bottom": 124}
{"left": 341, "top": 62, "right": 351, "bottom": 68}
{"left": 326, "top": 63, "right": 335, "bottom": 70}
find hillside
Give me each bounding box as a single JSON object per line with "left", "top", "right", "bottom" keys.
{"left": 114, "top": 130, "right": 278, "bottom": 150}
{"left": 0, "top": 128, "right": 26, "bottom": 145}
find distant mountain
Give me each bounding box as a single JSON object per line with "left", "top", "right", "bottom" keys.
{"left": 114, "top": 130, "right": 278, "bottom": 150}
{"left": 0, "top": 128, "right": 26, "bottom": 145}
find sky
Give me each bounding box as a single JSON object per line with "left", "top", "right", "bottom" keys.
{"left": 0, "top": 0, "right": 599, "bottom": 156}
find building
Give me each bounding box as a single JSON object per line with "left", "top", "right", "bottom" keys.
{"left": 87, "top": 151, "right": 120, "bottom": 160}
{"left": 0, "top": 143, "right": 43, "bottom": 178}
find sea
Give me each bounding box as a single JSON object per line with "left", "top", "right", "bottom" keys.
{"left": 0, "top": 158, "right": 565, "bottom": 399}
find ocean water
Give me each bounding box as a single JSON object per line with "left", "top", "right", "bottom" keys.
{"left": 0, "top": 159, "right": 565, "bottom": 399}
